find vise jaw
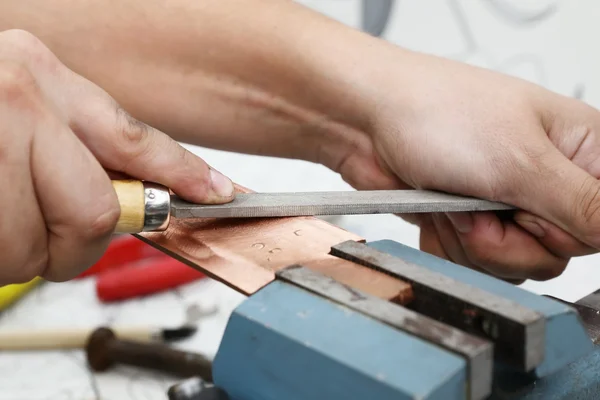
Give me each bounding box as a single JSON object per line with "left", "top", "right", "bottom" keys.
{"left": 210, "top": 240, "right": 594, "bottom": 400}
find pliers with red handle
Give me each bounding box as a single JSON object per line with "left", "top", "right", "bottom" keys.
{"left": 77, "top": 235, "right": 206, "bottom": 303}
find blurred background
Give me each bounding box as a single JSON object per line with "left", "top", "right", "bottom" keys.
{"left": 2, "top": 1, "right": 600, "bottom": 399}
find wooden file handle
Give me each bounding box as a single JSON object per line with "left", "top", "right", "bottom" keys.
{"left": 111, "top": 180, "right": 171, "bottom": 233}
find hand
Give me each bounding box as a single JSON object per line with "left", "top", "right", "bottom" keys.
{"left": 333, "top": 48, "right": 600, "bottom": 282}
{"left": 0, "top": 30, "right": 234, "bottom": 284}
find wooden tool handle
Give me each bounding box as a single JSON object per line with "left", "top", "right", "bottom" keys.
{"left": 0, "top": 327, "right": 157, "bottom": 350}
{"left": 112, "top": 180, "right": 145, "bottom": 233}
{"left": 111, "top": 180, "right": 171, "bottom": 233}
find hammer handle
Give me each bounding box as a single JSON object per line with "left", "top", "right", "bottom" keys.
{"left": 0, "top": 327, "right": 159, "bottom": 350}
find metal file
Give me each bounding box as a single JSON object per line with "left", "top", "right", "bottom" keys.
{"left": 169, "top": 190, "right": 514, "bottom": 219}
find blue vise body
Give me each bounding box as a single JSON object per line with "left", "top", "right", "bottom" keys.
{"left": 210, "top": 240, "right": 594, "bottom": 400}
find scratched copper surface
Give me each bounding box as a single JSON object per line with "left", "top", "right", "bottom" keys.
{"left": 137, "top": 186, "right": 413, "bottom": 303}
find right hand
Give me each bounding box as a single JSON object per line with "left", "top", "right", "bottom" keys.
{"left": 328, "top": 46, "right": 600, "bottom": 283}
{"left": 0, "top": 29, "right": 235, "bottom": 285}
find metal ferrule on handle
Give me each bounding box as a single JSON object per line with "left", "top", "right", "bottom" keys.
{"left": 111, "top": 180, "right": 171, "bottom": 233}
{"left": 143, "top": 182, "right": 171, "bottom": 231}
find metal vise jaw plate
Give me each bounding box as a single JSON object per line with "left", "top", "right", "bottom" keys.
{"left": 331, "top": 240, "right": 545, "bottom": 372}
{"left": 277, "top": 265, "right": 494, "bottom": 400}
{"left": 356, "top": 239, "right": 593, "bottom": 379}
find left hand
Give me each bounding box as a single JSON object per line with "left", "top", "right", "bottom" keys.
{"left": 330, "top": 48, "right": 600, "bottom": 283}
{"left": 0, "top": 30, "right": 235, "bottom": 284}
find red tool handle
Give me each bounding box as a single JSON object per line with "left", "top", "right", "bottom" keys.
{"left": 96, "top": 256, "right": 206, "bottom": 303}
{"left": 78, "top": 235, "right": 163, "bottom": 279}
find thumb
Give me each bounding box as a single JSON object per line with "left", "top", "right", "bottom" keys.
{"left": 516, "top": 148, "right": 600, "bottom": 249}
{"left": 73, "top": 104, "right": 235, "bottom": 204}
{"left": 514, "top": 211, "right": 597, "bottom": 258}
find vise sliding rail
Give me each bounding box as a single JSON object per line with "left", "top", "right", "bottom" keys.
{"left": 330, "top": 240, "right": 545, "bottom": 372}
{"left": 277, "top": 265, "right": 494, "bottom": 400}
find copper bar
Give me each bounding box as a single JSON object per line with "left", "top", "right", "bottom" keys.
{"left": 137, "top": 185, "right": 413, "bottom": 304}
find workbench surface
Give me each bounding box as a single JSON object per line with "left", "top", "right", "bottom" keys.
{"left": 3, "top": 1, "right": 600, "bottom": 398}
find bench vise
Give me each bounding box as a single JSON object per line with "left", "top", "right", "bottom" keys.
{"left": 192, "top": 240, "right": 600, "bottom": 400}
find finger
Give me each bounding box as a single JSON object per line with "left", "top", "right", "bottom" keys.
{"left": 431, "top": 213, "right": 476, "bottom": 269}
{"left": 0, "top": 62, "right": 48, "bottom": 284}
{"left": 419, "top": 215, "right": 450, "bottom": 259}
{"left": 0, "top": 32, "right": 234, "bottom": 205}
{"left": 430, "top": 213, "right": 526, "bottom": 284}
{"left": 66, "top": 82, "right": 235, "bottom": 204}
{"left": 421, "top": 215, "right": 524, "bottom": 282}
{"left": 514, "top": 211, "right": 597, "bottom": 258}
{"left": 446, "top": 211, "right": 568, "bottom": 281}
{"left": 32, "top": 107, "right": 119, "bottom": 281}
{"left": 510, "top": 144, "right": 600, "bottom": 250}
{"left": 420, "top": 215, "right": 487, "bottom": 275}
{"left": 543, "top": 94, "right": 600, "bottom": 178}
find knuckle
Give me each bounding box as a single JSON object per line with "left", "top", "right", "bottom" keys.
{"left": 574, "top": 177, "right": 600, "bottom": 238}
{"left": 70, "top": 190, "right": 120, "bottom": 240}
{"left": 4, "top": 249, "right": 48, "bottom": 284}
{"left": 0, "top": 29, "right": 54, "bottom": 65}
{"left": 0, "top": 61, "right": 38, "bottom": 101}
{"left": 1, "top": 29, "right": 42, "bottom": 48}
{"left": 19, "top": 253, "right": 49, "bottom": 283}
{"left": 113, "top": 105, "right": 155, "bottom": 166}
{"left": 487, "top": 143, "right": 548, "bottom": 202}
{"left": 85, "top": 203, "right": 121, "bottom": 240}
{"left": 116, "top": 105, "right": 150, "bottom": 146}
